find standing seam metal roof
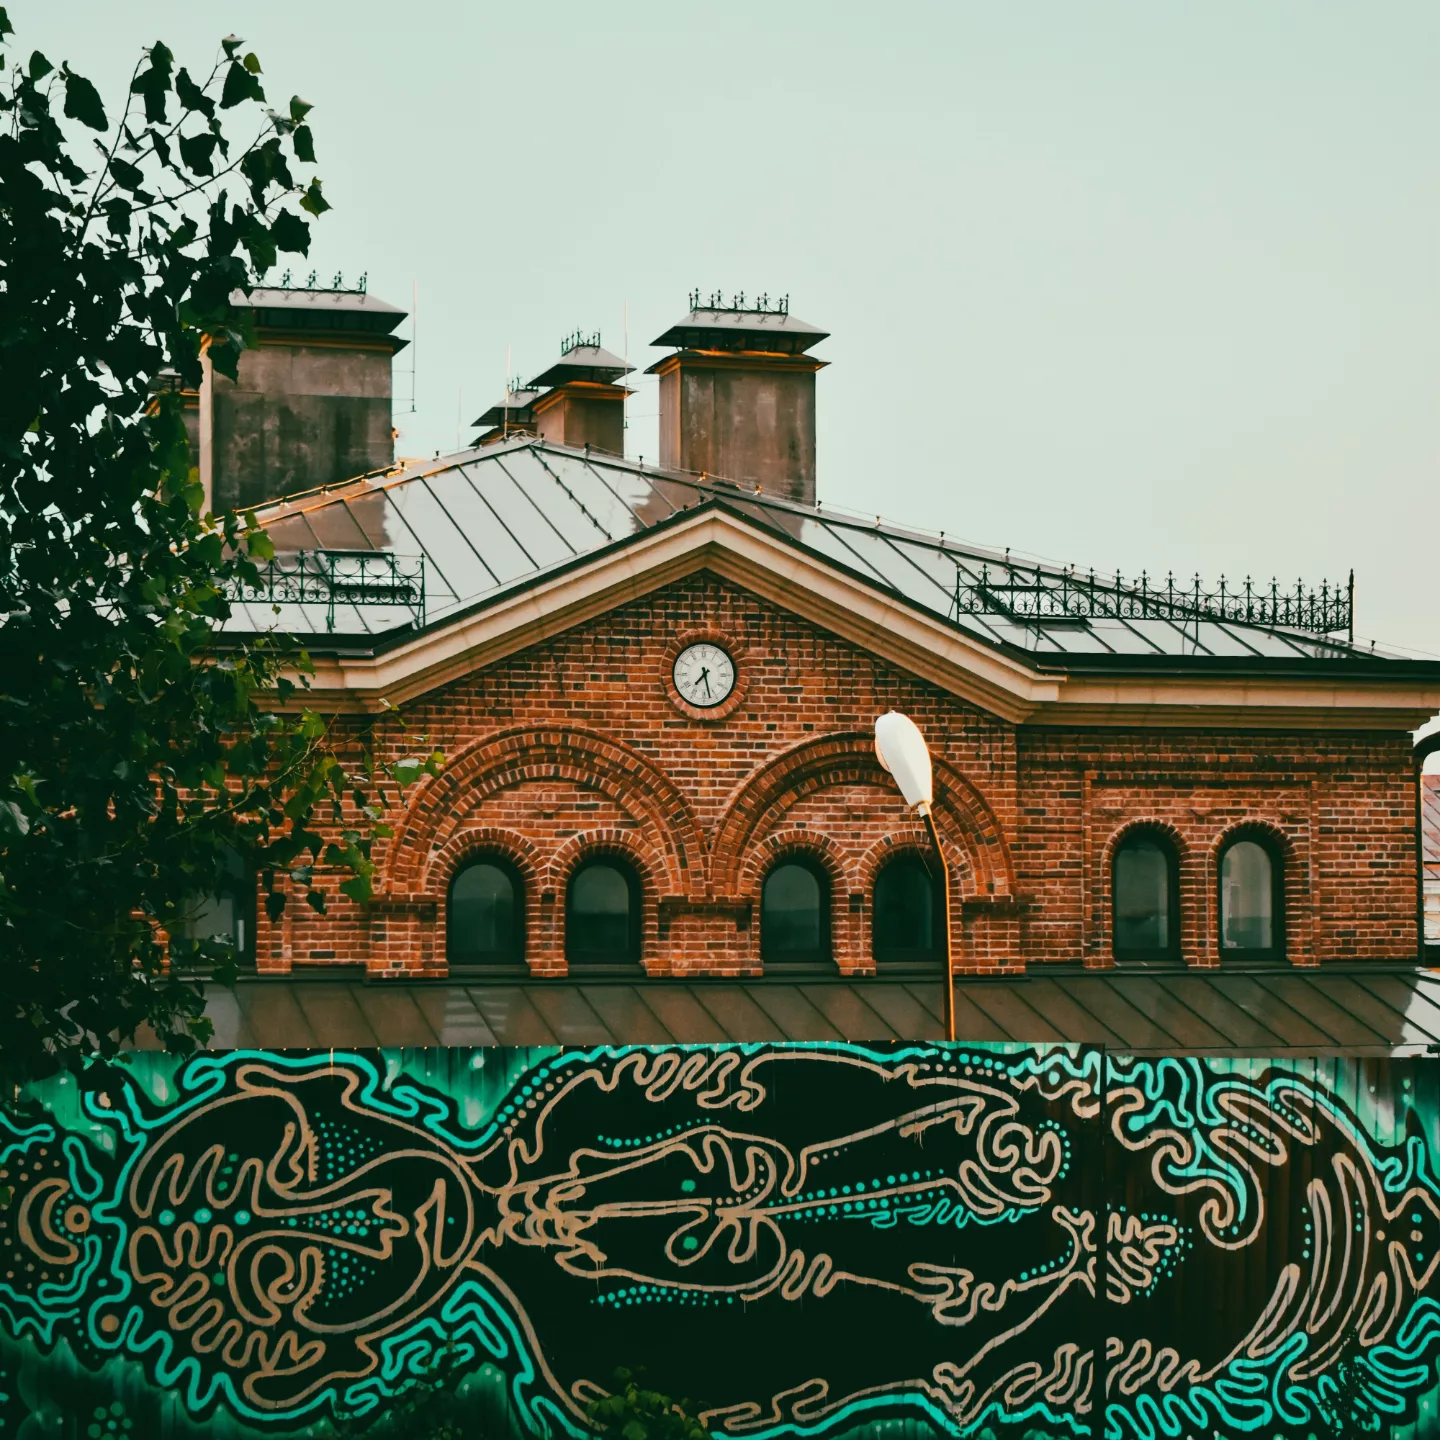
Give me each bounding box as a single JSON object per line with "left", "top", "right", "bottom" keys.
{"left": 240, "top": 436, "right": 1400, "bottom": 667}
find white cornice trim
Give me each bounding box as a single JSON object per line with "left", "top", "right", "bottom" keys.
{"left": 282, "top": 509, "right": 1440, "bottom": 731}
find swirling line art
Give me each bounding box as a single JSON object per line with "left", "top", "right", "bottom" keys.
{"left": 1, "top": 1045, "right": 1439, "bottom": 1440}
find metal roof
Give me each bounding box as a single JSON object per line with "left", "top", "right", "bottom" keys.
{"left": 530, "top": 343, "right": 631, "bottom": 388}
{"left": 651, "top": 307, "right": 829, "bottom": 354}
{"left": 184, "top": 967, "right": 1440, "bottom": 1056}
{"left": 238, "top": 437, "right": 1408, "bottom": 670}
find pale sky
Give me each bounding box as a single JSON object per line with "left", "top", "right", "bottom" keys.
{"left": 25, "top": 1, "right": 1440, "bottom": 665}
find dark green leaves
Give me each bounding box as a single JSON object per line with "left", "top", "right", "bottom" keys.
{"left": 219, "top": 57, "right": 264, "bottom": 109}
{"left": 177, "top": 130, "right": 218, "bottom": 175}
{"left": 269, "top": 209, "right": 310, "bottom": 254}
{"left": 299, "top": 178, "right": 330, "bottom": 216}
{"left": 0, "top": 20, "right": 427, "bottom": 1091}
{"left": 130, "top": 41, "right": 173, "bottom": 122}
{"left": 61, "top": 65, "right": 106, "bottom": 129}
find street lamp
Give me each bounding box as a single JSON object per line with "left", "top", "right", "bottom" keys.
{"left": 874, "top": 711, "right": 954, "bottom": 1042}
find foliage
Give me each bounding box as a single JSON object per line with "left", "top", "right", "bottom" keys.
{"left": 0, "top": 13, "right": 439, "bottom": 1091}
{"left": 329, "top": 1347, "right": 471, "bottom": 1439}
{"left": 586, "top": 1368, "right": 710, "bottom": 1440}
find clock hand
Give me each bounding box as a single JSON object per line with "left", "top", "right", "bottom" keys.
{"left": 698, "top": 666, "right": 711, "bottom": 696}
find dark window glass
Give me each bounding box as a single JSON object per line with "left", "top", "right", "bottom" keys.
{"left": 873, "top": 854, "right": 940, "bottom": 963}
{"left": 1113, "top": 838, "right": 1176, "bottom": 960}
{"left": 179, "top": 846, "right": 254, "bottom": 965}
{"left": 567, "top": 860, "right": 639, "bottom": 963}
{"left": 449, "top": 859, "right": 523, "bottom": 965}
{"left": 761, "top": 860, "right": 829, "bottom": 963}
{"left": 1220, "top": 839, "right": 1278, "bottom": 954}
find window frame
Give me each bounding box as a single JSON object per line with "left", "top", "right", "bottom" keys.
{"left": 447, "top": 854, "right": 526, "bottom": 969}
{"left": 760, "top": 854, "right": 833, "bottom": 968}
{"left": 176, "top": 847, "right": 257, "bottom": 969}
{"left": 871, "top": 851, "right": 944, "bottom": 967}
{"left": 1110, "top": 830, "right": 1182, "bottom": 964}
{"left": 1216, "top": 831, "right": 1286, "bottom": 964}
{"left": 565, "top": 856, "right": 643, "bottom": 966}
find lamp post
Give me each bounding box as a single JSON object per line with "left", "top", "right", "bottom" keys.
{"left": 874, "top": 711, "right": 954, "bottom": 1042}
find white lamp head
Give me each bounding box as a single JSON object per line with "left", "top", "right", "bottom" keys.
{"left": 874, "top": 711, "right": 934, "bottom": 812}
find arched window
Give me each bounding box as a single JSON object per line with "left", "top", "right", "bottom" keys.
{"left": 1112, "top": 833, "right": 1179, "bottom": 962}
{"left": 178, "top": 845, "right": 255, "bottom": 967}
{"left": 873, "top": 853, "right": 942, "bottom": 965}
{"left": 761, "top": 858, "right": 830, "bottom": 965}
{"left": 567, "top": 858, "right": 641, "bottom": 964}
{"left": 448, "top": 857, "right": 524, "bottom": 966}
{"left": 1219, "top": 836, "right": 1283, "bottom": 959}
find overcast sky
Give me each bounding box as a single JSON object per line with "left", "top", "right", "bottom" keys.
{"left": 24, "top": 1, "right": 1440, "bottom": 668}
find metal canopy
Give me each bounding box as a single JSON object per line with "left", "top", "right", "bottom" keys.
{"left": 185, "top": 967, "right": 1440, "bottom": 1056}
{"left": 238, "top": 436, "right": 1411, "bottom": 671}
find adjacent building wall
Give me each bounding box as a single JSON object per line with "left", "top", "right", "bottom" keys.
{"left": 250, "top": 573, "right": 1421, "bottom": 975}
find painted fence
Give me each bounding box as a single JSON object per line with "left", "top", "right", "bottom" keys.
{"left": 2, "top": 1044, "right": 1439, "bottom": 1439}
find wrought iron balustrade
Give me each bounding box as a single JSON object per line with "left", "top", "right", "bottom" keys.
{"left": 954, "top": 560, "right": 1354, "bottom": 639}
{"left": 237, "top": 549, "right": 426, "bottom": 632}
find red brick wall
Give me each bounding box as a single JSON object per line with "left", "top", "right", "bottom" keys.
{"left": 255, "top": 573, "right": 1420, "bottom": 975}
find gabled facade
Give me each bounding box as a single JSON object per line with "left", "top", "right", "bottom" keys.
{"left": 232, "top": 437, "right": 1440, "bottom": 980}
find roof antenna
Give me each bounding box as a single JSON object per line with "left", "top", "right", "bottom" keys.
{"left": 502, "top": 342, "right": 511, "bottom": 440}
{"left": 622, "top": 298, "right": 630, "bottom": 449}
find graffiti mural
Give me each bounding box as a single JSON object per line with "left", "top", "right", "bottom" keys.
{"left": 1, "top": 1044, "right": 1439, "bottom": 1439}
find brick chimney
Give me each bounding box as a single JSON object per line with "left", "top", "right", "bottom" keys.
{"left": 647, "top": 292, "right": 828, "bottom": 504}
{"left": 203, "top": 279, "right": 407, "bottom": 513}
{"left": 528, "top": 332, "right": 632, "bottom": 455}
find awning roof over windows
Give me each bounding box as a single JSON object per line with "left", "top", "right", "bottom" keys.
{"left": 235, "top": 437, "right": 1420, "bottom": 674}
{"left": 182, "top": 967, "right": 1440, "bottom": 1057}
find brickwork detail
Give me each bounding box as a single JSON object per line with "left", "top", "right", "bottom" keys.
{"left": 254, "top": 573, "right": 1421, "bottom": 976}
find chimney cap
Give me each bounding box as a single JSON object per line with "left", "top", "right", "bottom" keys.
{"left": 652, "top": 306, "right": 828, "bottom": 355}
{"left": 472, "top": 387, "right": 541, "bottom": 427}
{"left": 529, "top": 340, "right": 631, "bottom": 388}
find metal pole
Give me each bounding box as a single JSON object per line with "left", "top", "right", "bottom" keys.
{"left": 921, "top": 807, "right": 955, "bottom": 1042}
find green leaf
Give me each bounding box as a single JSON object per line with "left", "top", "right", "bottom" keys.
{"left": 62, "top": 67, "right": 107, "bottom": 130}
{"left": 292, "top": 123, "right": 315, "bottom": 164}
{"left": 242, "top": 51, "right": 262, "bottom": 74}
{"left": 246, "top": 529, "right": 275, "bottom": 562}
{"left": 131, "top": 41, "right": 173, "bottom": 122}
{"left": 178, "top": 130, "right": 218, "bottom": 176}
{"left": 219, "top": 58, "right": 264, "bottom": 109}
{"left": 0, "top": 800, "right": 30, "bottom": 838}
{"left": 108, "top": 156, "right": 145, "bottom": 191}
{"left": 174, "top": 66, "right": 214, "bottom": 118}
{"left": 28, "top": 50, "right": 53, "bottom": 81}
{"left": 338, "top": 874, "right": 372, "bottom": 906}
{"left": 288, "top": 94, "right": 313, "bottom": 124}
{"left": 0, "top": 9, "right": 13, "bottom": 39}
{"left": 269, "top": 209, "right": 309, "bottom": 255}
{"left": 299, "top": 178, "right": 330, "bottom": 217}
{"left": 221, "top": 33, "right": 243, "bottom": 58}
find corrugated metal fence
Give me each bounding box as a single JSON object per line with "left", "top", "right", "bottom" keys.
{"left": 2, "top": 1045, "right": 1438, "bottom": 1438}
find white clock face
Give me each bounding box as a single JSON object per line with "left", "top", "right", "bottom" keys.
{"left": 672, "top": 642, "right": 736, "bottom": 709}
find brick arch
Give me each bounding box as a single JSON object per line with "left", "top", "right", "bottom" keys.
{"left": 711, "top": 731, "right": 1015, "bottom": 899}
{"left": 1097, "top": 820, "right": 1195, "bottom": 967}
{"left": 383, "top": 726, "right": 706, "bottom": 900}
{"left": 742, "top": 828, "right": 855, "bottom": 971}
{"left": 854, "top": 836, "right": 950, "bottom": 968}
{"left": 1209, "top": 819, "right": 1311, "bottom": 966}
{"left": 549, "top": 830, "right": 665, "bottom": 973}
{"left": 430, "top": 827, "right": 543, "bottom": 969}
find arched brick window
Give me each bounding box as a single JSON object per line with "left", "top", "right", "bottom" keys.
{"left": 1112, "top": 831, "right": 1179, "bottom": 963}
{"left": 761, "top": 857, "right": 831, "bottom": 966}
{"left": 567, "top": 858, "right": 641, "bottom": 965}
{"left": 1219, "top": 834, "right": 1284, "bottom": 961}
{"left": 448, "top": 856, "right": 524, "bottom": 966}
{"left": 872, "top": 853, "right": 942, "bottom": 966}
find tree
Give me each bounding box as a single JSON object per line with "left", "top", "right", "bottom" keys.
{"left": 0, "top": 14, "right": 437, "bottom": 1091}
{"left": 586, "top": 1368, "right": 710, "bottom": 1440}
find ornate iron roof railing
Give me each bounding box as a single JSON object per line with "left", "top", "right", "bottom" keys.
{"left": 237, "top": 550, "right": 425, "bottom": 633}
{"left": 953, "top": 560, "right": 1354, "bottom": 639}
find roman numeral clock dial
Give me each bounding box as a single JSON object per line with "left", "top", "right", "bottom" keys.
{"left": 672, "top": 642, "right": 736, "bottom": 709}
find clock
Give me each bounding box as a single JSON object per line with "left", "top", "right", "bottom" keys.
{"left": 672, "top": 642, "right": 736, "bottom": 709}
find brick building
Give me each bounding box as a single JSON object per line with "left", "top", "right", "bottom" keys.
{"left": 212, "top": 292, "right": 1440, "bottom": 988}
